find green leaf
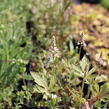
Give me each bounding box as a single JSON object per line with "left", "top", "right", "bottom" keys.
{"left": 34, "top": 85, "right": 50, "bottom": 98}
{"left": 71, "top": 64, "right": 84, "bottom": 77}
{"left": 80, "top": 56, "right": 90, "bottom": 72}
{"left": 30, "top": 72, "right": 48, "bottom": 89}
{"left": 49, "top": 76, "right": 57, "bottom": 89}
{"left": 100, "top": 83, "right": 109, "bottom": 94}
{"left": 73, "top": 71, "right": 84, "bottom": 77}
{"left": 95, "top": 75, "right": 108, "bottom": 83}
{"left": 87, "top": 67, "right": 96, "bottom": 77}
{"left": 34, "top": 86, "right": 47, "bottom": 93}
{"left": 90, "top": 82, "right": 100, "bottom": 96}
{"left": 69, "top": 40, "right": 74, "bottom": 51}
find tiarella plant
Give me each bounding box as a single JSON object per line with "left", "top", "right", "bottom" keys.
{"left": 30, "top": 36, "right": 109, "bottom": 108}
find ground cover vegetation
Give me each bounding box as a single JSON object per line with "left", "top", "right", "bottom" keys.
{"left": 1, "top": 0, "right": 109, "bottom": 109}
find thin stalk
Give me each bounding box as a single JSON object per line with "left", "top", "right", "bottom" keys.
{"left": 85, "top": 88, "right": 90, "bottom": 99}
{"left": 82, "top": 78, "right": 85, "bottom": 96}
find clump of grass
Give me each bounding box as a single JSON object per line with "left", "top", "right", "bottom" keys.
{"left": 0, "top": 0, "right": 33, "bottom": 106}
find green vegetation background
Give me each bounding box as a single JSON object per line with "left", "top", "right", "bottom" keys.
{"left": 0, "top": 0, "right": 109, "bottom": 108}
